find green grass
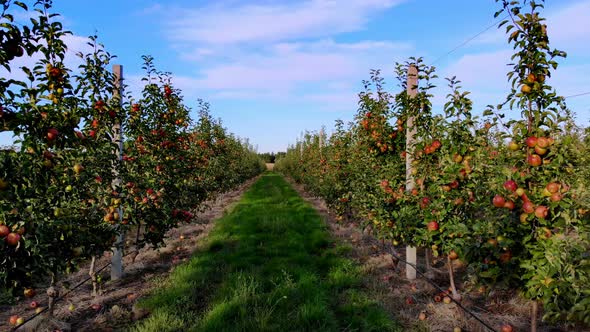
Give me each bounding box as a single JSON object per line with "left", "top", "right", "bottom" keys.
{"left": 131, "top": 172, "right": 400, "bottom": 332}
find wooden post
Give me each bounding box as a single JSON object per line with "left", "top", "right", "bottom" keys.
{"left": 405, "top": 64, "right": 418, "bottom": 280}
{"left": 111, "top": 64, "right": 125, "bottom": 280}
{"left": 319, "top": 128, "right": 324, "bottom": 155}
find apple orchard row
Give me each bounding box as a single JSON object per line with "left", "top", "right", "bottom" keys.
{"left": 0, "top": 0, "right": 265, "bottom": 307}
{"left": 276, "top": 0, "right": 589, "bottom": 327}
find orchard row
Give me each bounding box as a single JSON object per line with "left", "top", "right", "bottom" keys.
{"left": 0, "top": 0, "right": 265, "bottom": 305}
{"left": 276, "top": 0, "right": 589, "bottom": 328}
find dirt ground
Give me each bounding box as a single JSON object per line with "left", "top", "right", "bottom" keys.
{"left": 287, "top": 179, "right": 579, "bottom": 332}
{"left": 1, "top": 176, "right": 259, "bottom": 332}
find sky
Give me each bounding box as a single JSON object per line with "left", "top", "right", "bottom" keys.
{"left": 2, "top": 0, "right": 589, "bottom": 152}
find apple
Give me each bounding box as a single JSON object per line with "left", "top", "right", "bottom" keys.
{"left": 24, "top": 288, "right": 35, "bottom": 298}
{"left": 504, "top": 201, "right": 515, "bottom": 210}
{"left": 537, "top": 137, "right": 549, "bottom": 148}
{"left": 431, "top": 140, "right": 442, "bottom": 149}
{"left": 441, "top": 185, "right": 451, "bottom": 192}
{"left": 546, "top": 182, "right": 560, "bottom": 193}
{"left": 5, "top": 232, "right": 20, "bottom": 246}
{"left": 68, "top": 304, "right": 75, "bottom": 311}
{"left": 46, "top": 128, "right": 59, "bottom": 141}
{"left": 449, "top": 180, "right": 459, "bottom": 189}
{"left": 443, "top": 296, "right": 452, "bottom": 304}
{"left": 525, "top": 136, "right": 538, "bottom": 147}
{"left": 30, "top": 301, "right": 39, "bottom": 309}
{"left": 487, "top": 238, "right": 498, "bottom": 247}
{"left": 454, "top": 328, "right": 462, "bottom": 332}
{"left": 448, "top": 250, "right": 459, "bottom": 260}
{"left": 9, "top": 315, "right": 19, "bottom": 325}
{"left": 74, "top": 130, "right": 85, "bottom": 140}
{"left": 380, "top": 179, "right": 389, "bottom": 188}
{"left": 65, "top": 185, "right": 73, "bottom": 192}
{"left": 550, "top": 193, "right": 562, "bottom": 202}
{"left": 418, "top": 312, "right": 426, "bottom": 320}
{"left": 35, "top": 307, "right": 44, "bottom": 314}
{"left": 508, "top": 141, "right": 519, "bottom": 151}
{"left": 534, "top": 145, "right": 547, "bottom": 155}
{"left": 492, "top": 195, "right": 505, "bottom": 208}
{"left": 521, "top": 84, "right": 532, "bottom": 94}
{"left": 405, "top": 297, "right": 414, "bottom": 305}
{"left": 90, "top": 303, "right": 102, "bottom": 311}
{"left": 523, "top": 201, "right": 535, "bottom": 214}
{"left": 520, "top": 213, "right": 529, "bottom": 224}
{"left": 503, "top": 180, "right": 517, "bottom": 192}
{"left": 527, "top": 154, "right": 542, "bottom": 167}
{"left": 453, "top": 154, "right": 463, "bottom": 163}
{"left": 433, "top": 295, "right": 442, "bottom": 302}
{"left": 501, "top": 324, "right": 514, "bottom": 332}
{"left": 499, "top": 251, "right": 512, "bottom": 263}
{"left": 535, "top": 205, "right": 548, "bottom": 219}
{"left": 16, "top": 317, "right": 24, "bottom": 325}
{"left": 73, "top": 164, "right": 84, "bottom": 174}
{"left": 420, "top": 197, "right": 430, "bottom": 209}
{"left": 427, "top": 221, "right": 439, "bottom": 231}
{"left": 0, "top": 224, "right": 9, "bottom": 237}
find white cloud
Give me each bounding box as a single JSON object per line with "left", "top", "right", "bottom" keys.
{"left": 473, "top": 0, "right": 590, "bottom": 53}
{"left": 165, "top": 0, "right": 405, "bottom": 45}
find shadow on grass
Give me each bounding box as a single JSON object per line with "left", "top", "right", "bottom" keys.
{"left": 131, "top": 173, "right": 400, "bottom": 332}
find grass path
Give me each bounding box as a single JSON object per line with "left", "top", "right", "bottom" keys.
{"left": 131, "top": 173, "right": 399, "bottom": 332}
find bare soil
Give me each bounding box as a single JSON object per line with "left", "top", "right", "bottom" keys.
{"left": 1, "top": 176, "right": 259, "bottom": 332}
{"left": 287, "top": 179, "right": 579, "bottom": 332}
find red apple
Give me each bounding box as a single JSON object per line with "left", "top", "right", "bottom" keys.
{"left": 546, "top": 182, "right": 560, "bottom": 193}
{"left": 46, "top": 128, "right": 59, "bottom": 141}
{"left": 527, "top": 154, "right": 542, "bottom": 167}
{"left": 9, "top": 315, "right": 19, "bottom": 325}
{"left": 30, "top": 301, "right": 39, "bottom": 309}
{"left": 537, "top": 137, "right": 549, "bottom": 148}
{"left": 449, "top": 180, "right": 459, "bottom": 189}
{"left": 523, "top": 201, "right": 535, "bottom": 214}
{"left": 427, "top": 221, "right": 439, "bottom": 231}
{"left": 499, "top": 251, "right": 512, "bottom": 263}
{"left": 535, "top": 206, "right": 548, "bottom": 219}
{"left": 525, "top": 136, "right": 538, "bottom": 147}
{"left": 5, "top": 232, "right": 20, "bottom": 246}
{"left": 550, "top": 193, "right": 562, "bottom": 202}
{"left": 492, "top": 195, "right": 505, "bottom": 208}
{"left": 0, "top": 225, "right": 9, "bottom": 237}
{"left": 503, "top": 180, "right": 517, "bottom": 192}
{"left": 504, "top": 201, "right": 515, "bottom": 210}
{"left": 420, "top": 197, "right": 430, "bottom": 209}
{"left": 501, "top": 324, "right": 514, "bottom": 332}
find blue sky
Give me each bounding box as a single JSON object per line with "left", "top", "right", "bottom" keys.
{"left": 2, "top": 0, "right": 589, "bottom": 152}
